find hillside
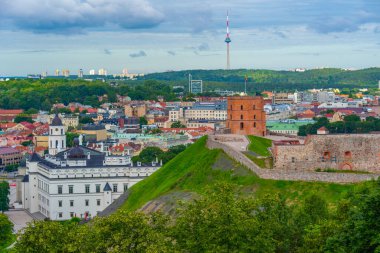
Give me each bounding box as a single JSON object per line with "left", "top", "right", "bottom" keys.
{"left": 140, "top": 68, "right": 380, "bottom": 92}
{"left": 121, "top": 136, "right": 357, "bottom": 212}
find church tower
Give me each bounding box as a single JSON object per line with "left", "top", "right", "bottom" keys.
{"left": 49, "top": 114, "right": 66, "bottom": 155}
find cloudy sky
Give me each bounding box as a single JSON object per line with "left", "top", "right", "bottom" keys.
{"left": 1, "top": 0, "right": 380, "bottom": 76}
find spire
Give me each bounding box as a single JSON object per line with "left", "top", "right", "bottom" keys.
{"left": 225, "top": 11, "right": 231, "bottom": 70}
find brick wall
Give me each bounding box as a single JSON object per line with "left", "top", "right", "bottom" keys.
{"left": 226, "top": 96, "right": 266, "bottom": 136}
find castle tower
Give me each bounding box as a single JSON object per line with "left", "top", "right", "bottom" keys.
{"left": 49, "top": 114, "right": 66, "bottom": 155}
{"left": 226, "top": 96, "right": 266, "bottom": 136}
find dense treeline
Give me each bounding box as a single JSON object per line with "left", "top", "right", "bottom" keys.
{"left": 299, "top": 115, "right": 380, "bottom": 136}
{"left": 14, "top": 181, "right": 380, "bottom": 252}
{"left": 141, "top": 68, "right": 380, "bottom": 92}
{"left": 0, "top": 79, "right": 178, "bottom": 110}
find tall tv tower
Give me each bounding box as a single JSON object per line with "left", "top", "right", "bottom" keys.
{"left": 225, "top": 11, "right": 231, "bottom": 70}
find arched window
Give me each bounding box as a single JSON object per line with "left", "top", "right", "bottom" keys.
{"left": 56, "top": 140, "right": 58, "bottom": 148}
{"left": 61, "top": 129, "right": 63, "bottom": 135}
{"left": 254, "top": 122, "right": 256, "bottom": 128}
{"left": 62, "top": 140, "right": 64, "bottom": 148}
{"left": 51, "top": 129, "right": 53, "bottom": 135}
{"left": 50, "top": 141, "right": 52, "bottom": 148}
{"left": 254, "top": 115, "right": 256, "bottom": 119}
{"left": 230, "top": 114, "right": 232, "bottom": 120}
{"left": 344, "top": 151, "right": 352, "bottom": 159}
{"left": 240, "top": 105, "right": 243, "bottom": 110}
{"left": 323, "top": 151, "right": 331, "bottom": 160}
{"left": 240, "top": 122, "right": 244, "bottom": 130}
{"left": 240, "top": 115, "right": 243, "bottom": 120}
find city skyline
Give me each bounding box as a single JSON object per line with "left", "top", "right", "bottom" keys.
{"left": 1, "top": 0, "right": 380, "bottom": 76}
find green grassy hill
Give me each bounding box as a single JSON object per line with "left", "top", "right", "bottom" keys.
{"left": 121, "top": 137, "right": 359, "bottom": 212}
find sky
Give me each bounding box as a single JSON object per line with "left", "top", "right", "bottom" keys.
{"left": 1, "top": 0, "right": 380, "bottom": 76}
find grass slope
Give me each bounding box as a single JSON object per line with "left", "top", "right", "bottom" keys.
{"left": 122, "top": 136, "right": 360, "bottom": 212}
{"left": 247, "top": 135, "right": 272, "bottom": 157}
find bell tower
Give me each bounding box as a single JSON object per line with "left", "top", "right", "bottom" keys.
{"left": 49, "top": 113, "right": 66, "bottom": 155}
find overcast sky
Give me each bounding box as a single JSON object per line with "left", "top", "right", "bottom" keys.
{"left": 1, "top": 0, "right": 380, "bottom": 76}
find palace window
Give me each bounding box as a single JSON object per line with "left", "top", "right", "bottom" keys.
{"left": 113, "top": 184, "right": 118, "bottom": 193}
{"left": 85, "top": 184, "right": 90, "bottom": 193}
{"left": 123, "top": 184, "right": 128, "bottom": 192}
{"left": 58, "top": 200, "right": 62, "bottom": 207}
{"left": 69, "top": 185, "right": 74, "bottom": 194}
{"left": 85, "top": 199, "right": 89, "bottom": 206}
{"left": 96, "top": 184, "right": 101, "bottom": 193}
{"left": 70, "top": 200, "right": 74, "bottom": 207}
{"left": 58, "top": 212, "right": 63, "bottom": 218}
{"left": 58, "top": 185, "right": 63, "bottom": 194}
{"left": 97, "top": 199, "right": 101, "bottom": 206}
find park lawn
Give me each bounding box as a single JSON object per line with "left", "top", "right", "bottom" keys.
{"left": 247, "top": 135, "right": 272, "bottom": 157}
{"left": 120, "top": 136, "right": 360, "bottom": 212}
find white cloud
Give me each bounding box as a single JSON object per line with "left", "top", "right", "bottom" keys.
{"left": 0, "top": 0, "right": 164, "bottom": 33}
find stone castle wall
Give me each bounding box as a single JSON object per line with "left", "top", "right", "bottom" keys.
{"left": 207, "top": 136, "right": 379, "bottom": 184}
{"left": 273, "top": 134, "right": 380, "bottom": 173}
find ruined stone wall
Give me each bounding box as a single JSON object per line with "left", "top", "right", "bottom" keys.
{"left": 274, "top": 134, "right": 380, "bottom": 173}
{"left": 207, "top": 136, "right": 379, "bottom": 183}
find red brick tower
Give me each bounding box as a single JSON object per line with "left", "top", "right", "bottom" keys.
{"left": 226, "top": 96, "right": 266, "bottom": 136}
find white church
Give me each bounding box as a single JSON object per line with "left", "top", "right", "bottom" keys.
{"left": 21, "top": 114, "right": 161, "bottom": 220}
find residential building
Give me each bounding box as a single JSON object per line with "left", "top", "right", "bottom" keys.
{"left": 0, "top": 147, "right": 22, "bottom": 169}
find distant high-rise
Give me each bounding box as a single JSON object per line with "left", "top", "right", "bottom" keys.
{"left": 55, "top": 69, "right": 60, "bottom": 76}
{"left": 98, "top": 68, "right": 107, "bottom": 76}
{"left": 122, "top": 68, "right": 129, "bottom": 75}
{"left": 89, "top": 69, "right": 96, "bottom": 75}
{"left": 225, "top": 11, "right": 231, "bottom": 70}
{"left": 78, "top": 69, "right": 83, "bottom": 78}
{"left": 62, "top": 69, "right": 70, "bottom": 77}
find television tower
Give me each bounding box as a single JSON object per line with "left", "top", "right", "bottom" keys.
{"left": 225, "top": 11, "right": 231, "bottom": 70}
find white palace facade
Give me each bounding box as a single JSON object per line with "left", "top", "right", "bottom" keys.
{"left": 21, "top": 114, "right": 161, "bottom": 220}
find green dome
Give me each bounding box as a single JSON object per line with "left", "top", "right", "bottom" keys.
{"left": 225, "top": 37, "right": 231, "bottom": 43}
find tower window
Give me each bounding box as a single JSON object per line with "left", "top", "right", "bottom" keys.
{"left": 253, "top": 105, "right": 256, "bottom": 110}
{"left": 254, "top": 122, "right": 256, "bottom": 128}
{"left": 56, "top": 140, "right": 58, "bottom": 148}
{"left": 240, "top": 105, "right": 243, "bottom": 110}
{"left": 240, "top": 122, "right": 244, "bottom": 130}
{"left": 240, "top": 115, "right": 243, "bottom": 120}
{"left": 254, "top": 115, "right": 256, "bottom": 119}
{"left": 61, "top": 129, "right": 63, "bottom": 135}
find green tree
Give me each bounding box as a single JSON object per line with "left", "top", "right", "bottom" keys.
{"left": 79, "top": 116, "right": 94, "bottom": 124}
{"left": 24, "top": 108, "right": 39, "bottom": 114}
{"left": 344, "top": 114, "right": 361, "bottom": 122}
{"left": 0, "top": 182, "right": 10, "bottom": 213}
{"left": 170, "top": 121, "right": 186, "bottom": 128}
{"left": 139, "top": 116, "right": 148, "bottom": 127}
{"left": 0, "top": 214, "right": 13, "bottom": 244}
{"left": 14, "top": 114, "right": 34, "bottom": 123}
{"left": 66, "top": 132, "right": 80, "bottom": 147}
{"left": 15, "top": 220, "right": 79, "bottom": 252}
{"left": 133, "top": 147, "right": 164, "bottom": 164}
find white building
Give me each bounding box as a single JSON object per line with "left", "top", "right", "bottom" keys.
{"left": 21, "top": 115, "right": 161, "bottom": 220}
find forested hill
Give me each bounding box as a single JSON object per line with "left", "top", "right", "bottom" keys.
{"left": 140, "top": 68, "right": 380, "bottom": 91}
